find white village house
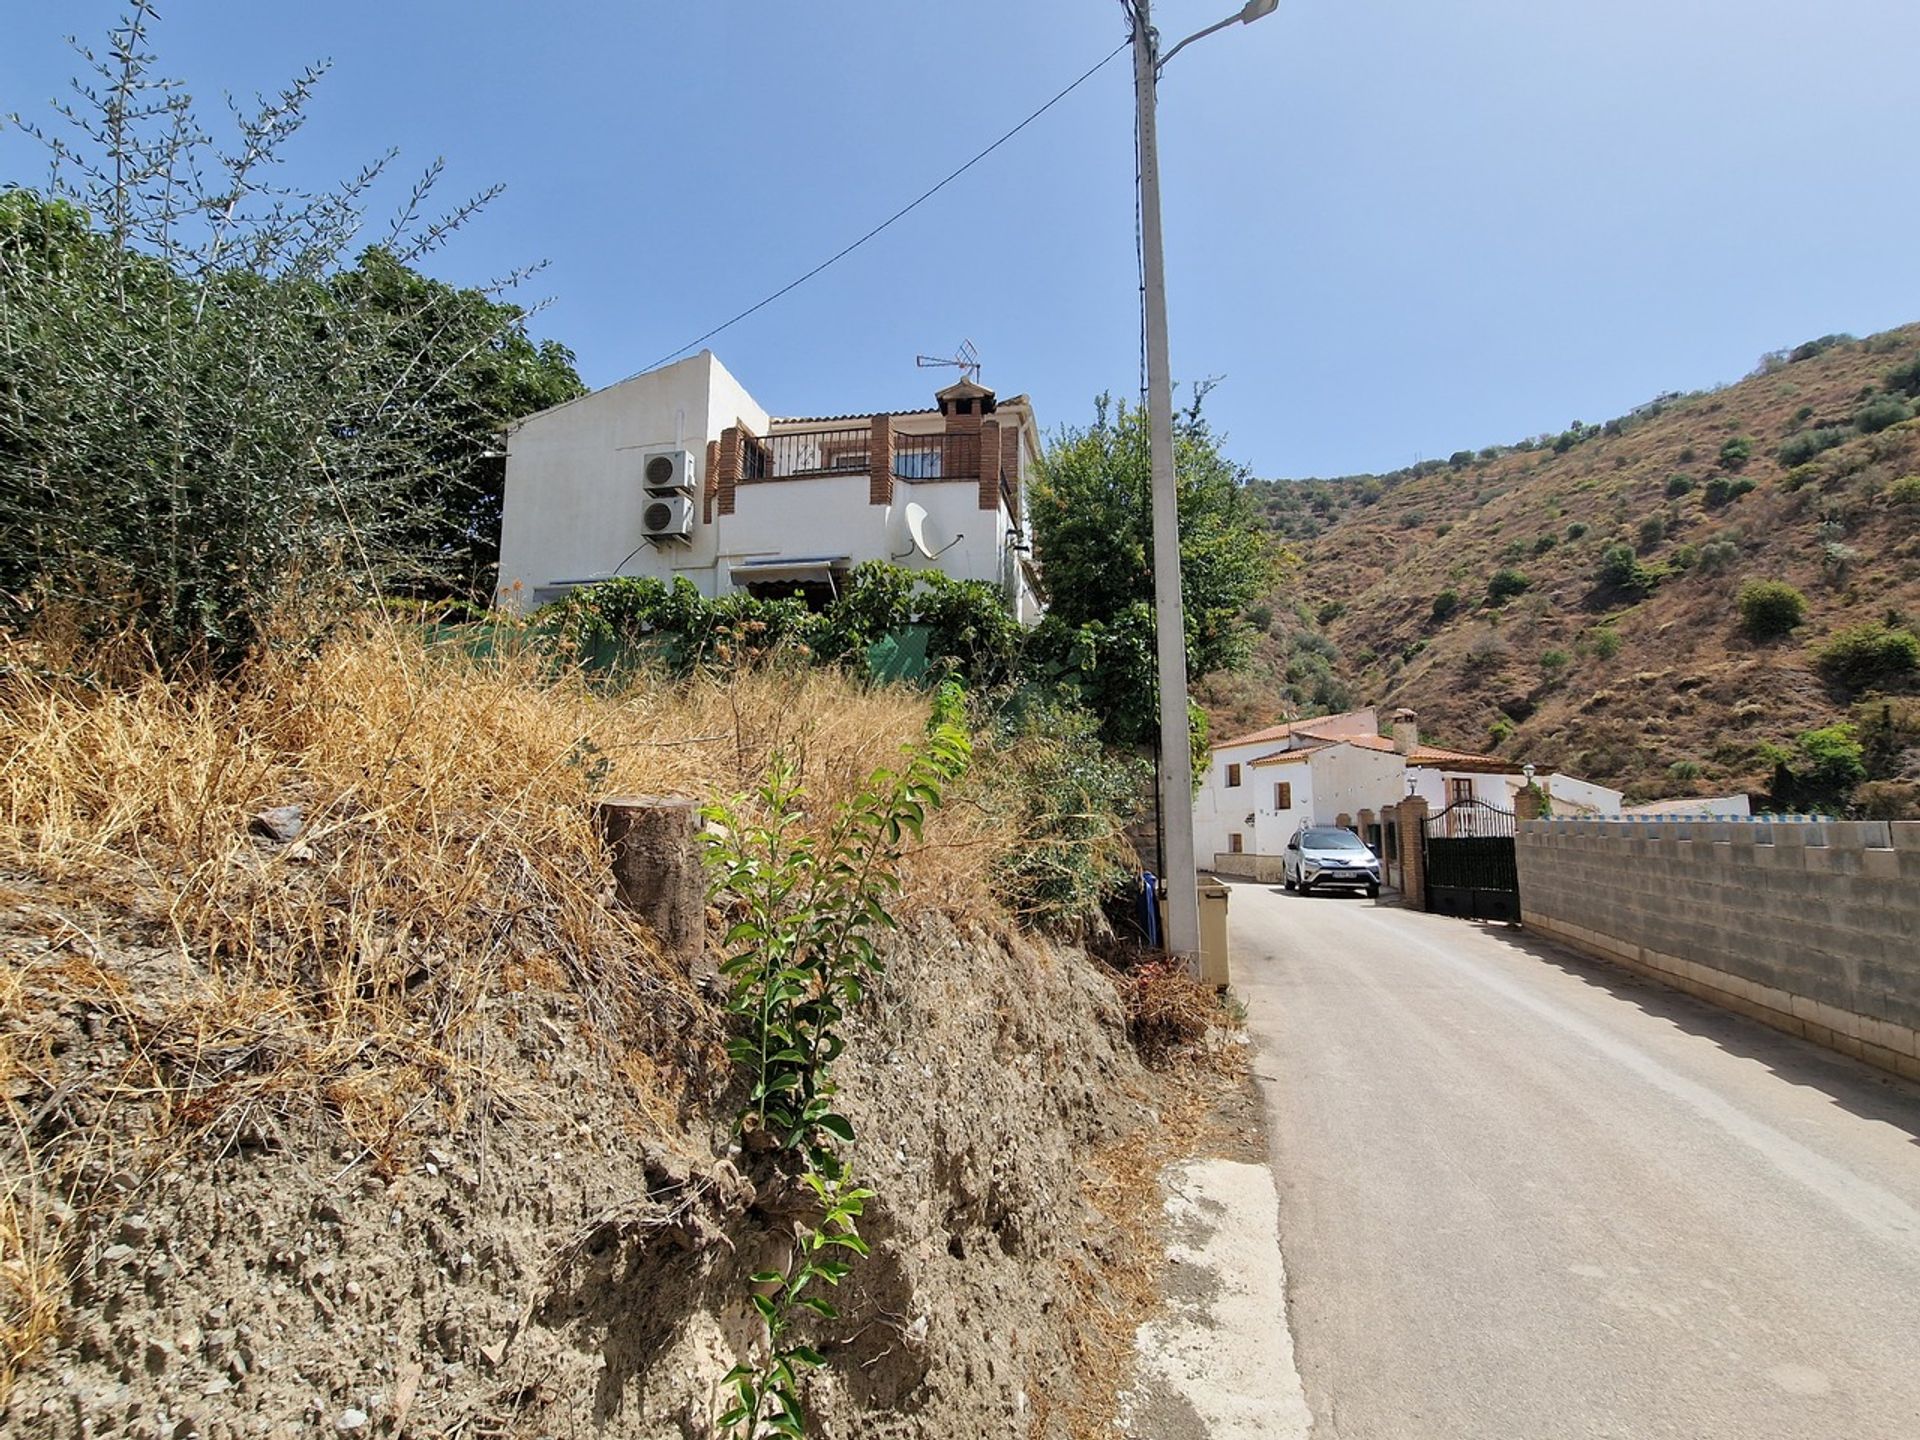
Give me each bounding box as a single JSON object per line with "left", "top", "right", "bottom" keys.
{"left": 1196, "top": 706, "right": 1623, "bottom": 882}
{"left": 495, "top": 350, "right": 1041, "bottom": 621}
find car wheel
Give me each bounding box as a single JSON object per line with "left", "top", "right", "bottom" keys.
{"left": 1299, "top": 879, "right": 1314, "bottom": 896}
{"left": 1366, "top": 882, "right": 1381, "bottom": 899}
{"left": 1283, "top": 873, "right": 1296, "bottom": 892}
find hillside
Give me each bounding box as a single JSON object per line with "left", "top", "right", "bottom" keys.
{"left": 1203, "top": 324, "right": 1920, "bottom": 811}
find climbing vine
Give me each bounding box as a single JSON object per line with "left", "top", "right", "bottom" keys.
{"left": 700, "top": 684, "right": 971, "bottom": 1437}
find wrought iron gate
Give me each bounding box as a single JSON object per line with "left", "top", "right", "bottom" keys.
{"left": 1422, "top": 799, "right": 1521, "bottom": 922}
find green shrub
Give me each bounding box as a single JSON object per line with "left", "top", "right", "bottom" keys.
{"left": 1595, "top": 544, "right": 1659, "bottom": 595}
{"left": 1697, "top": 538, "right": 1739, "bottom": 573}
{"left": 1532, "top": 533, "right": 1558, "bottom": 555}
{"left": 1737, "top": 580, "right": 1807, "bottom": 640}
{"left": 1669, "top": 543, "right": 1699, "bottom": 571}
{"left": 1779, "top": 466, "right": 1819, "bottom": 494}
{"left": 1668, "top": 760, "right": 1703, "bottom": 782}
{"left": 1486, "top": 569, "right": 1532, "bottom": 603}
{"left": 1727, "top": 477, "right": 1755, "bottom": 500}
{"left": 1815, "top": 623, "right": 1920, "bottom": 690}
{"left": 1797, "top": 722, "right": 1866, "bottom": 797}
{"left": 1448, "top": 449, "right": 1475, "bottom": 468}
{"left": 979, "top": 699, "right": 1146, "bottom": 935}
{"left": 1246, "top": 603, "right": 1274, "bottom": 632}
{"left": 1565, "top": 521, "right": 1589, "bottom": 540}
{"left": 1430, "top": 589, "right": 1461, "bottom": 622}
{"left": 1637, "top": 515, "right": 1667, "bottom": 550}
{"left": 1718, "top": 437, "right": 1753, "bottom": 471}
{"left": 1885, "top": 355, "right": 1920, "bottom": 398}
{"left": 1776, "top": 427, "right": 1848, "bottom": 467}
{"left": 1855, "top": 395, "right": 1915, "bottom": 434}
{"left": 1665, "top": 474, "right": 1694, "bottom": 498}
{"left": 1541, "top": 648, "right": 1569, "bottom": 674}
{"left": 1888, "top": 474, "right": 1920, "bottom": 507}
{"left": 1678, "top": 446, "right": 1698, "bottom": 464}
{"left": 1589, "top": 626, "right": 1623, "bottom": 660}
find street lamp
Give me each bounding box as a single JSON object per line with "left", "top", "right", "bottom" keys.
{"left": 1128, "top": 0, "right": 1279, "bottom": 963}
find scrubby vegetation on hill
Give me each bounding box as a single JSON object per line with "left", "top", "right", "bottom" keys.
{"left": 1209, "top": 324, "right": 1920, "bottom": 811}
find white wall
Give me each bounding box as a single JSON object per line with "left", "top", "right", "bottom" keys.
{"left": 1251, "top": 765, "right": 1312, "bottom": 854}
{"left": 499, "top": 351, "right": 744, "bottom": 606}
{"left": 1196, "top": 736, "right": 1302, "bottom": 858}
{"left": 1501, "top": 772, "right": 1625, "bottom": 816}
{"left": 1306, "top": 744, "right": 1404, "bottom": 825}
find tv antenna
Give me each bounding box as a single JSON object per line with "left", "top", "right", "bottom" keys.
{"left": 915, "top": 338, "right": 981, "bottom": 384}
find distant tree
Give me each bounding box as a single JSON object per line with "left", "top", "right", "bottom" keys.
{"left": 1737, "top": 581, "right": 1807, "bottom": 640}
{"left": 1595, "top": 544, "right": 1659, "bottom": 597}
{"left": 1718, "top": 437, "right": 1753, "bottom": 471}
{"left": 1854, "top": 395, "right": 1914, "bottom": 434}
{"left": 1814, "top": 623, "right": 1920, "bottom": 691}
{"left": 1430, "top": 590, "right": 1462, "bottom": 622}
{"left": 1665, "top": 474, "right": 1694, "bottom": 498}
{"left": 1486, "top": 569, "right": 1531, "bottom": 603}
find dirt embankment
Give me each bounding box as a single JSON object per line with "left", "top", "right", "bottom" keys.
{"left": 5, "top": 902, "right": 1147, "bottom": 1439}
{"left": 1, "top": 635, "right": 1201, "bottom": 1439}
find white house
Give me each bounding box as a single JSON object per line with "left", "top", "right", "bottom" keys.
{"left": 496, "top": 350, "right": 1042, "bottom": 621}
{"left": 1501, "top": 771, "right": 1626, "bottom": 816}
{"left": 1198, "top": 707, "right": 1527, "bottom": 880}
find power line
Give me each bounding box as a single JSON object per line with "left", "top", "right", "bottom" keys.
{"left": 638, "top": 38, "right": 1132, "bottom": 376}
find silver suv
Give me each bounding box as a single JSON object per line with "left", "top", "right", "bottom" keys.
{"left": 1282, "top": 826, "right": 1382, "bottom": 898}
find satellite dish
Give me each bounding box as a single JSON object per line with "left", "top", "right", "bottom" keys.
{"left": 903, "top": 502, "right": 943, "bottom": 560}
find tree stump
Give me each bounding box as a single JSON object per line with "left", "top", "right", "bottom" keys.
{"left": 594, "top": 796, "right": 706, "bottom": 964}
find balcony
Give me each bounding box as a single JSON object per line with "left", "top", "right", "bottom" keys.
{"left": 740, "top": 427, "right": 993, "bottom": 483}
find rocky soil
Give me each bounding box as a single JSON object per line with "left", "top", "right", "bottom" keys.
{"left": 3, "top": 895, "right": 1157, "bottom": 1440}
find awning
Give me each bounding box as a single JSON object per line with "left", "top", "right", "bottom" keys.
{"left": 728, "top": 556, "right": 849, "bottom": 587}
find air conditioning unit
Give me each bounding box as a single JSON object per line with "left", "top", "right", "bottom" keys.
{"left": 641, "top": 494, "right": 694, "bottom": 544}
{"left": 642, "top": 447, "right": 696, "bottom": 495}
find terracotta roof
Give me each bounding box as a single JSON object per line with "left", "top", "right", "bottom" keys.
{"left": 1408, "top": 744, "right": 1521, "bottom": 773}
{"left": 1247, "top": 748, "right": 1312, "bottom": 768}
{"left": 1241, "top": 733, "right": 1519, "bottom": 773}
{"left": 769, "top": 408, "right": 939, "bottom": 426}
{"left": 1217, "top": 721, "right": 1300, "bottom": 749}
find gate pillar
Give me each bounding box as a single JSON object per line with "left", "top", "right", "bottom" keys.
{"left": 1395, "top": 797, "right": 1430, "bottom": 910}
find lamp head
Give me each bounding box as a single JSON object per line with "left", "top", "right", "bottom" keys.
{"left": 1240, "top": 0, "right": 1280, "bottom": 21}
{"left": 1523, "top": 763, "right": 1537, "bottom": 783}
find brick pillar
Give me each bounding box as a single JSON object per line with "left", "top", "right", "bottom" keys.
{"left": 868, "top": 413, "right": 894, "bottom": 507}
{"left": 977, "top": 416, "right": 1001, "bottom": 511}
{"left": 704, "top": 438, "right": 719, "bottom": 523}
{"left": 716, "top": 426, "right": 741, "bottom": 516}
{"left": 999, "top": 424, "right": 1022, "bottom": 526}
{"left": 1396, "top": 797, "right": 1430, "bottom": 910}
{"left": 1515, "top": 785, "right": 1545, "bottom": 821}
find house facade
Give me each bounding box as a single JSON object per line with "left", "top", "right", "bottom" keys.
{"left": 1197, "top": 707, "right": 1527, "bottom": 880}
{"left": 496, "top": 350, "right": 1041, "bottom": 621}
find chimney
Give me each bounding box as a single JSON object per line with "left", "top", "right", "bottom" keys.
{"left": 1391, "top": 707, "right": 1419, "bottom": 756}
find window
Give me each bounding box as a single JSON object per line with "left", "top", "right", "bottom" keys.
{"left": 893, "top": 446, "right": 943, "bottom": 479}
{"left": 1225, "top": 763, "right": 1242, "bottom": 788}
{"left": 1273, "top": 781, "right": 1292, "bottom": 810}
{"left": 1448, "top": 777, "right": 1473, "bottom": 806}
{"left": 1227, "top": 832, "right": 1244, "bottom": 854}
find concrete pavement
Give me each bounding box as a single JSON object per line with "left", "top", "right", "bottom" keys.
{"left": 1230, "top": 881, "right": 1920, "bottom": 1439}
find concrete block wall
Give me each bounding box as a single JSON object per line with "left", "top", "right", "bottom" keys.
{"left": 1516, "top": 819, "right": 1920, "bottom": 1080}
{"left": 1210, "top": 852, "right": 1284, "bottom": 884}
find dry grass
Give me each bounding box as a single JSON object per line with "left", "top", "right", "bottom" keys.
{"left": 0, "top": 619, "right": 1012, "bottom": 1392}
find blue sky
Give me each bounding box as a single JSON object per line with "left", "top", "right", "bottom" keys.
{"left": 4, "top": 1, "right": 1918, "bottom": 477}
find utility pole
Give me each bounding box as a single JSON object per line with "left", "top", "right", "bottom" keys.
{"left": 1126, "top": 0, "right": 1278, "bottom": 964}
{"left": 1130, "top": 0, "right": 1200, "bottom": 962}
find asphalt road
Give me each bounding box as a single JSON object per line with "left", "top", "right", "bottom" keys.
{"left": 1229, "top": 880, "right": 1920, "bottom": 1440}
